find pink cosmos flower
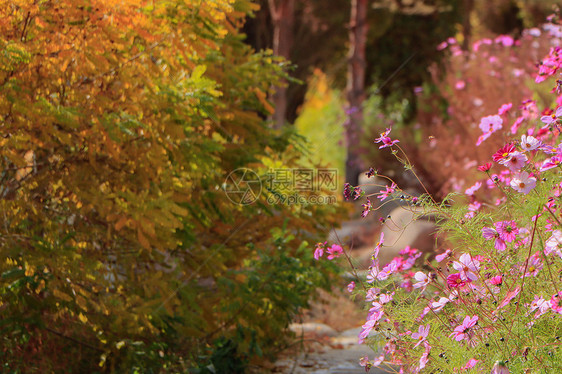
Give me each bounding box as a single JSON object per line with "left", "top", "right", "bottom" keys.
{"left": 377, "top": 182, "right": 397, "bottom": 201}
{"left": 523, "top": 252, "right": 543, "bottom": 277}
{"left": 358, "top": 318, "right": 377, "bottom": 344}
{"left": 313, "top": 242, "right": 325, "bottom": 260}
{"left": 326, "top": 244, "right": 343, "bottom": 260}
{"left": 437, "top": 41, "right": 448, "bottom": 50}
{"left": 477, "top": 162, "right": 492, "bottom": 172}
{"left": 529, "top": 295, "right": 551, "bottom": 318}
{"left": 435, "top": 249, "right": 452, "bottom": 262}
{"left": 479, "top": 114, "right": 503, "bottom": 133}
{"left": 493, "top": 144, "right": 516, "bottom": 163}
{"left": 465, "top": 181, "right": 482, "bottom": 196}
{"left": 540, "top": 155, "right": 562, "bottom": 171}
{"left": 498, "top": 103, "right": 512, "bottom": 115}
{"left": 551, "top": 291, "right": 562, "bottom": 314}
{"left": 418, "top": 341, "right": 431, "bottom": 370}
{"left": 374, "top": 128, "right": 399, "bottom": 149}
{"left": 494, "top": 220, "right": 519, "bottom": 242}
{"left": 450, "top": 315, "right": 478, "bottom": 342}
{"left": 540, "top": 106, "right": 562, "bottom": 126}
{"left": 413, "top": 271, "right": 430, "bottom": 291}
{"left": 452, "top": 253, "right": 480, "bottom": 281}
{"left": 510, "top": 171, "right": 536, "bottom": 194}
{"left": 490, "top": 275, "right": 503, "bottom": 286}
{"left": 431, "top": 297, "right": 450, "bottom": 312}
{"left": 545, "top": 230, "right": 562, "bottom": 257}
{"left": 411, "top": 324, "right": 430, "bottom": 348}
{"left": 520, "top": 135, "right": 540, "bottom": 151}
{"left": 373, "top": 232, "right": 384, "bottom": 258}
{"left": 463, "top": 358, "right": 479, "bottom": 370}
{"left": 500, "top": 151, "right": 527, "bottom": 171}
{"left": 447, "top": 273, "right": 467, "bottom": 288}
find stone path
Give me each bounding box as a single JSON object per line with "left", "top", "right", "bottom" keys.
{"left": 272, "top": 324, "right": 386, "bottom": 374}
{"left": 273, "top": 173, "right": 436, "bottom": 373}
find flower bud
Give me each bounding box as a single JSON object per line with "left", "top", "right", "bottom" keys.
{"left": 491, "top": 361, "right": 509, "bottom": 374}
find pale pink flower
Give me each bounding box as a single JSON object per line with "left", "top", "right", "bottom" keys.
{"left": 499, "top": 151, "right": 527, "bottom": 171}
{"left": 358, "top": 319, "right": 377, "bottom": 344}
{"left": 463, "top": 358, "right": 479, "bottom": 370}
{"left": 452, "top": 253, "right": 480, "bottom": 281}
{"left": 491, "top": 361, "right": 509, "bottom": 374}
{"left": 347, "top": 281, "right": 355, "bottom": 292}
{"left": 450, "top": 315, "right": 478, "bottom": 342}
{"left": 479, "top": 114, "right": 503, "bottom": 133}
{"left": 510, "top": 171, "right": 536, "bottom": 194}
{"left": 431, "top": 297, "right": 450, "bottom": 312}
{"left": 413, "top": 271, "right": 430, "bottom": 291}
{"left": 313, "top": 242, "right": 325, "bottom": 260}
{"left": 465, "top": 181, "right": 482, "bottom": 196}
{"left": 545, "top": 230, "right": 562, "bottom": 257}
{"left": 418, "top": 341, "right": 431, "bottom": 370}
{"left": 435, "top": 249, "right": 452, "bottom": 262}
{"left": 520, "top": 134, "right": 540, "bottom": 151}
{"left": 529, "top": 295, "right": 551, "bottom": 318}
{"left": 411, "top": 324, "right": 430, "bottom": 348}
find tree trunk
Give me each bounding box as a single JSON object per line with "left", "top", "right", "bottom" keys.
{"left": 345, "top": 0, "right": 368, "bottom": 185}
{"left": 268, "top": 0, "right": 295, "bottom": 129}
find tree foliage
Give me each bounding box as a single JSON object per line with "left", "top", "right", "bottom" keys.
{"left": 0, "top": 0, "right": 341, "bottom": 371}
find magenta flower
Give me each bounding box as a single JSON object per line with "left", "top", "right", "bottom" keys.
{"left": 347, "top": 281, "right": 355, "bottom": 293}
{"left": 411, "top": 324, "right": 430, "bottom": 348}
{"left": 326, "top": 244, "right": 343, "bottom": 260}
{"left": 361, "top": 198, "right": 372, "bottom": 218}
{"left": 494, "top": 220, "right": 519, "bottom": 242}
{"left": 550, "top": 291, "right": 562, "bottom": 314}
{"left": 477, "top": 162, "right": 492, "bottom": 172}
{"left": 374, "top": 128, "right": 399, "bottom": 149}
{"left": 452, "top": 253, "right": 480, "bottom": 281}
{"left": 450, "top": 315, "right": 478, "bottom": 342}
{"left": 540, "top": 155, "right": 562, "bottom": 171}
{"left": 447, "top": 273, "right": 467, "bottom": 288}
{"left": 377, "top": 182, "right": 397, "bottom": 201}
{"left": 493, "top": 144, "right": 516, "bottom": 163}
{"left": 540, "top": 106, "right": 562, "bottom": 126}
{"left": 313, "top": 242, "right": 325, "bottom": 260}
{"left": 510, "top": 171, "right": 536, "bottom": 194}
{"left": 498, "top": 103, "right": 512, "bottom": 115}
{"left": 490, "top": 275, "right": 503, "bottom": 286}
